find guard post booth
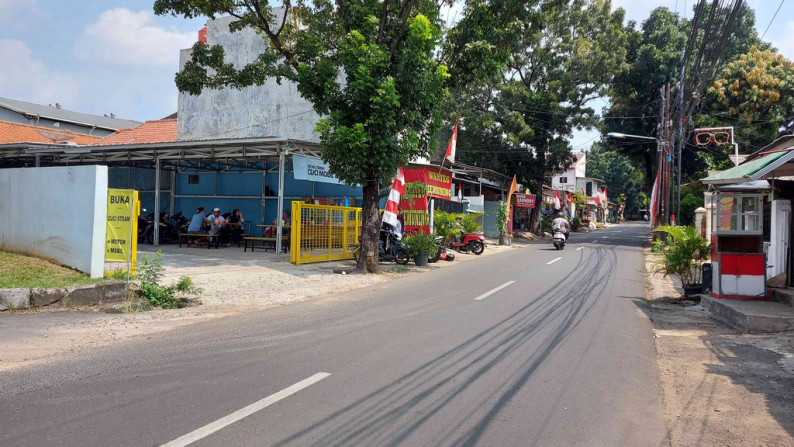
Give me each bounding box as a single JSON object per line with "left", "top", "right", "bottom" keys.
{"left": 707, "top": 187, "right": 767, "bottom": 299}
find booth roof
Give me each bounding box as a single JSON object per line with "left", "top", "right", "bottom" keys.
{"left": 702, "top": 150, "right": 794, "bottom": 185}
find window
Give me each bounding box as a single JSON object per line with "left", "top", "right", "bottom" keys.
{"left": 712, "top": 193, "right": 762, "bottom": 235}
{"left": 188, "top": 174, "right": 200, "bottom": 184}
{"left": 559, "top": 176, "right": 568, "bottom": 184}
{"left": 586, "top": 182, "right": 592, "bottom": 196}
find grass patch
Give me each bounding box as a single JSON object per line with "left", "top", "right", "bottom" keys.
{"left": 0, "top": 251, "right": 105, "bottom": 289}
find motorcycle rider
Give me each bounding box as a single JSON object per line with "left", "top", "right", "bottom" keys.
{"left": 552, "top": 213, "right": 570, "bottom": 240}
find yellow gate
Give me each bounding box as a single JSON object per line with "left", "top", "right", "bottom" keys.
{"left": 290, "top": 201, "right": 362, "bottom": 265}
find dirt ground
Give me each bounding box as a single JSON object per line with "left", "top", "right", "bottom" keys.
{"left": 0, "top": 237, "right": 533, "bottom": 372}
{"left": 645, "top": 250, "right": 794, "bottom": 446}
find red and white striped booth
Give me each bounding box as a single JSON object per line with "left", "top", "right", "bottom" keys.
{"left": 710, "top": 192, "right": 767, "bottom": 299}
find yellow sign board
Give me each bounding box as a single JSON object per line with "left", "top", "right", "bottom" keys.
{"left": 105, "top": 189, "right": 139, "bottom": 270}
{"left": 571, "top": 195, "right": 579, "bottom": 203}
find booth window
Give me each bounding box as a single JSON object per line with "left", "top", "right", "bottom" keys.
{"left": 712, "top": 193, "right": 763, "bottom": 235}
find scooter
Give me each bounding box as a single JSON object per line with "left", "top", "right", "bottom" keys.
{"left": 447, "top": 231, "right": 486, "bottom": 255}
{"left": 354, "top": 228, "right": 410, "bottom": 265}
{"left": 552, "top": 223, "right": 567, "bottom": 250}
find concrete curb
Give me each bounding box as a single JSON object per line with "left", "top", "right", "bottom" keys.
{"left": 700, "top": 294, "right": 794, "bottom": 333}
{"left": 0, "top": 282, "right": 129, "bottom": 311}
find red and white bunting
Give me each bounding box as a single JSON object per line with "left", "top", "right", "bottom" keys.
{"left": 382, "top": 165, "right": 405, "bottom": 228}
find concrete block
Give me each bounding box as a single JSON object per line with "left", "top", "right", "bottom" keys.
{"left": 30, "top": 288, "right": 67, "bottom": 307}
{"left": 771, "top": 288, "right": 794, "bottom": 306}
{"left": 0, "top": 288, "right": 31, "bottom": 310}
{"left": 63, "top": 282, "right": 128, "bottom": 307}
{"left": 701, "top": 294, "right": 794, "bottom": 333}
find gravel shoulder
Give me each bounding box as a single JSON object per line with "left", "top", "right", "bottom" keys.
{"left": 645, "top": 249, "right": 794, "bottom": 446}
{"left": 0, "top": 237, "right": 532, "bottom": 372}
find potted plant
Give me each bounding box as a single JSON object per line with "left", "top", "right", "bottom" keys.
{"left": 654, "top": 225, "right": 711, "bottom": 298}
{"left": 403, "top": 232, "right": 439, "bottom": 266}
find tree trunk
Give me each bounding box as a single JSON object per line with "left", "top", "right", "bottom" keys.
{"left": 358, "top": 178, "right": 382, "bottom": 274}
{"left": 644, "top": 151, "right": 654, "bottom": 194}
{"left": 531, "top": 151, "right": 546, "bottom": 235}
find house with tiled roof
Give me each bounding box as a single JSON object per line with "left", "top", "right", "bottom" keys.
{"left": 0, "top": 120, "right": 102, "bottom": 145}
{"left": 0, "top": 96, "right": 141, "bottom": 137}
{"left": 93, "top": 118, "right": 177, "bottom": 146}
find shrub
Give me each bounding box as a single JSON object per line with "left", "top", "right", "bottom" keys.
{"left": 541, "top": 214, "right": 554, "bottom": 234}
{"left": 460, "top": 212, "right": 483, "bottom": 233}
{"left": 654, "top": 225, "right": 711, "bottom": 287}
{"left": 136, "top": 251, "right": 203, "bottom": 309}
{"left": 403, "top": 232, "right": 439, "bottom": 258}
{"left": 570, "top": 215, "right": 582, "bottom": 231}
{"left": 496, "top": 201, "right": 508, "bottom": 235}
{"left": 433, "top": 210, "right": 462, "bottom": 243}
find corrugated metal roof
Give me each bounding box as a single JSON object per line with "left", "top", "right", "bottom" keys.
{"left": 0, "top": 97, "right": 141, "bottom": 131}
{"left": 702, "top": 150, "right": 792, "bottom": 184}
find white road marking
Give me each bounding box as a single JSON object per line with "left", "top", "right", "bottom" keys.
{"left": 474, "top": 281, "right": 516, "bottom": 301}
{"left": 576, "top": 246, "right": 584, "bottom": 251}
{"left": 547, "top": 257, "right": 563, "bottom": 265}
{"left": 162, "top": 372, "right": 331, "bottom": 447}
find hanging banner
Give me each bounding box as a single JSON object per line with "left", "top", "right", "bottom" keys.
{"left": 401, "top": 181, "right": 430, "bottom": 234}
{"left": 403, "top": 167, "right": 452, "bottom": 200}
{"left": 514, "top": 193, "right": 536, "bottom": 208}
{"left": 292, "top": 154, "right": 345, "bottom": 185}
{"left": 105, "top": 189, "right": 138, "bottom": 268}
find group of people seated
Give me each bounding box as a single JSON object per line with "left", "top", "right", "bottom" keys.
{"left": 186, "top": 207, "right": 246, "bottom": 247}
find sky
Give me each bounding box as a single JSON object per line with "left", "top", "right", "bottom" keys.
{"left": 0, "top": 0, "right": 791, "bottom": 139}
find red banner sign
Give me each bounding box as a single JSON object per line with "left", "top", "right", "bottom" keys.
{"left": 514, "top": 193, "right": 535, "bottom": 208}
{"left": 403, "top": 167, "right": 452, "bottom": 200}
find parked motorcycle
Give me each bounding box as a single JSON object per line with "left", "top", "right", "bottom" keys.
{"left": 552, "top": 223, "right": 567, "bottom": 250}
{"left": 446, "top": 231, "right": 486, "bottom": 255}
{"left": 138, "top": 209, "right": 154, "bottom": 243}
{"left": 354, "top": 228, "right": 410, "bottom": 265}
{"left": 142, "top": 212, "right": 185, "bottom": 244}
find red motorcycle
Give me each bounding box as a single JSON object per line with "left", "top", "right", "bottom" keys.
{"left": 446, "top": 231, "right": 486, "bottom": 255}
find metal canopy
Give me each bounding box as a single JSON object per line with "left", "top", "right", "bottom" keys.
{"left": 0, "top": 137, "right": 322, "bottom": 169}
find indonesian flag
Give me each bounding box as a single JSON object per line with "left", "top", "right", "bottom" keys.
{"left": 650, "top": 171, "right": 660, "bottom": 227}
{"left": 382, "top": 165, "right": 405, "bottom": 228}
{"left": 444, "top": 122, "right": 458, "bottom": 163}
{"left": 554, "top": 190, "right": 561, "bottom": 209}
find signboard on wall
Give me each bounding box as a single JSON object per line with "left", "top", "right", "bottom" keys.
{"left": 292, "top": 154, "right": 344, "bottom": 185}
{"left": 514, "top": 193, "right": 536, "bottom": 208}
{"left": 404, "top": 167, "right": 452, "bottom": 200}
{"left": 105, "top": 189, "right": 138, "bottom": 269}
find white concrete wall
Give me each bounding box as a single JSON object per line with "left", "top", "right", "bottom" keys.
{"left": 0, "top": 166, "right": 108, "bottom": 277}
{"left": 551, "top": 168, "right": 577, "bottom": 192}
{"left": 177, "top": 13, "right": 321, "bottom": 142}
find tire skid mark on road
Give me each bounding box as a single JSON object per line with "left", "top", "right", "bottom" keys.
{"left": 266, "top": 246, "right": 619, "bottom": 447}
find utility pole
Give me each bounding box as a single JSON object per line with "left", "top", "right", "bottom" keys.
{"left": 658, "top": 86, "right": 666, "bottom": 225}
{"left": 664, "top": 84, "right": 671, "bottom": 225}
{"left": 676, "top": 47, "right": 685, "bottom": 222}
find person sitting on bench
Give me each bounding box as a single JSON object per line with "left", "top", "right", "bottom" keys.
{"left": 187, "top": 207, "right": 208, "bottom": 247}
{"left": 206, "top": 208, "right": 226, "bottom": 245}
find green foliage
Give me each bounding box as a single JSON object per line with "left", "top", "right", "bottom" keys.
{"left": 586, "top": 143, "right": 646, "bottom": 216}
{"left": 433, "top": 210, "right": 462, "bottom": 242}
{"left": 541, "top": 215, "right": 554, "bottom": 234}
{"left": 654, "top": 225, "right": 711, "bottom": 287}
{"left": 570, "top": 215, "right": 582, "bottom": 232}
{"left": 460, "top": 212, "right": 482, "bottom": 233}
{"left": 456, "top": 0, "right": 628, "bottom": 233}
{"left": 136, "top": 251, "right": 203, "bottom": 309}
{"left": 705, "top": 47, "right": 794, "bottom": 150}
{"left": 678, "top": 182, "right": 707, "bottom": 226}
{"left": 403, "top": 232, "right": 439, "bottom": 258}
{"left": 495, "top": 201, "right": 508, "bottom": 235}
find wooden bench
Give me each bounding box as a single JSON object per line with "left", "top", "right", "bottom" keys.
{"left": 244, "top": 235, "right": 290, "bottom": 253}
{"left": 179, "top": 233, "right": 219, "bottom": 249}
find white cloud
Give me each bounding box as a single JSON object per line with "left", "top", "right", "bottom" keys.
{"left": 0, "top": 39, "right": 79, "bottom": 105}
{"left": 0, "top": 0, "right": 47, "bottom": 27}
{"left": 74, "top": 8, "right": 195, "bottom": 67}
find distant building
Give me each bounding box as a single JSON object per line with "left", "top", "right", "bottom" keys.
{"left": 551, "top": 152, "right": 586, "bottom": 192}
{"left": 0, "top": 96, "right": 140, "bottom": 137}
{"left": 177, "top": 11, "right": 321, "bottom": 142}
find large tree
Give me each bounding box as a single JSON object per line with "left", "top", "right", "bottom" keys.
{"left": 456, "top": 0, "right": 627, "bottom": 233}
{"left": 585, "top": 143, "right": 645, "bottom": 216}
{"left": 702, "top": 46, "right": 794, "bottom": 153}
{"left": 154, "top": 0, "right": 505, "bottom": 273}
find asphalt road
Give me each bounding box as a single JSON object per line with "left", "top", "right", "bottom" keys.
{"left": 0, "top": 221, "right": 669, "bottom": 447}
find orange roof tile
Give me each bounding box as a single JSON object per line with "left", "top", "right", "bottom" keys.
{"left": 93, "top": 119, "right": 177, "bottom": 146}
{"left": 0, "top": 120, "right": 102, "bottom": 145}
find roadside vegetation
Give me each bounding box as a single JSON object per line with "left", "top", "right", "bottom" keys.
{"left": 0, "top": 251, "right": 105, "bottom": 289}
{"left": 136, "top": 251, "right": 203, "bottom": 309}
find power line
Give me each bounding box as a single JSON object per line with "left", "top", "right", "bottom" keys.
{"left": 760, "top": 0, "right": 785, "bottom": 40}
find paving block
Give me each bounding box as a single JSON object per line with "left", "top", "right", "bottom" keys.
{"left": 0, "top": 288, "right": 31, "bottom": 310}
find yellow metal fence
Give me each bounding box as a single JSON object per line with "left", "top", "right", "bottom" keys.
{"left": 290, "top": 201, "right": 362, "bottom": 265}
